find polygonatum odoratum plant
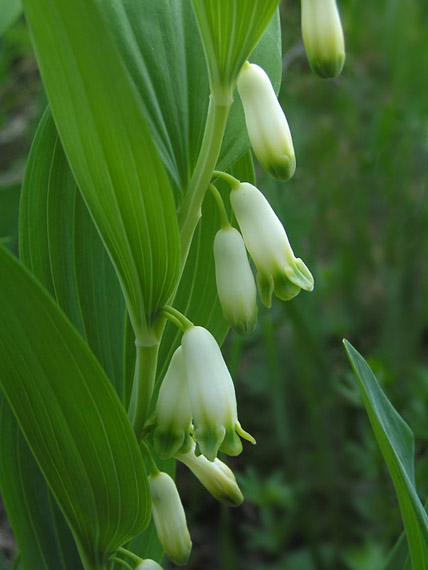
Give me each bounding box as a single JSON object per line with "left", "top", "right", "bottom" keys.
{"left": 0, "top": 1, "right": 347, "bottom": 568}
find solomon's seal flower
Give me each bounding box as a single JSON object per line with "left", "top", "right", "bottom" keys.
{"left": 213, "top": 226, "right": 258, "bottom": 335}
{"left": 152, "top": 347, "right": 192, "bottom": 459}
{"left": 135, "top": 560, "right": 164, "bottom": 570}
{"left": 176, "top": 442, "right": 244, "bottom": 507}
{"left": 301, "top": 0, "right": 345, "bottom": 78}
{"left": 237, "top": 61, "right": 295, "bottom": 181}
{"left": 148, "top": 471, "right": 192, "bottom": 566}
{"left": 230, "top": 182, "right": 314, "bottom": 307}
{"left": 181, "top": 325, "right": 255, "bottom": 461}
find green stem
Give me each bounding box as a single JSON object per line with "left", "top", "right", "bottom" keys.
{"left": 178, "top": 95, "right": 232, "bottom": 263}
{"left": 140, "top": 440, "right": 160, "bottom": 476}
{"left": 212, "top": 170, "right": 240, "bottom": 189}
{"left": 162, "top": 305, "right": 194, "bottom": 332}
{"left": 110, "top": 558, "right": 133, "bottom": 570}
{"left": 117, "top": 547, "right": 143, "bottom": 565}
{"left": 129, "top": 343, "right": 159, "bottom": 440}
{"left": 208, "top": 184, "right": 230, "bottom": 228}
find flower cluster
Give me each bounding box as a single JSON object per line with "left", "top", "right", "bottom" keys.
{"left": 143, "top": 22, "right": 346, "bottom": 566}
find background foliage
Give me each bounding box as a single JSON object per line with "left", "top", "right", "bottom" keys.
{"left": 1, "top": 0, "right": 428, "bottom": 569}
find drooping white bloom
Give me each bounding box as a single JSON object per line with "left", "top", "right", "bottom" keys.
{"left": 213, "top": 226, "right": 258, "bottom": 335}
{"left": 135, "top": 560, "right": 164, "bottom": 570}
{"left": 181, "top": 325, "right": 255, "bottom": 461}
{"left": 301, "top": 0, "right": 345, "bottom": 78}
{"left": 176, "top": 442, "right": 244, "bottom": 507}
{"left": 230, "top": 182, "right": 314, "bottom": 307}
{"left": 153, "top": 347, "right": 192, "bottom": 459}
{"left": 148, "top": 471, "right": 192, "bottom": 566}
{"left": 237, "top": 62, "right": 295, "bottom": 181}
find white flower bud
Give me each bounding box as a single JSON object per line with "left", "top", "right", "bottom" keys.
{"left": 301, "top": 0, "right": 345, "bottom": 78}
{"left": 135, "top": 560, "right": 164, "bottom": 570}
{"left": 230, "top": 182, "right": 314, "bottom": 307}
{"left": 176, "top": 443, "right": 244, "bottom": 507}
{"left": 237, "top": 62, "right": 295, "bottom": 181}
{"left": 148, "top": 472, "right": 192, "bottom": 566}
{"left": 213, "top": 226, "right": 258, "bottom": 335}
{"left": 153, "top": 348, "right": 192, "bottom": 459}
{"left": 181, "top": 325, "right": 255, "bottom": 461}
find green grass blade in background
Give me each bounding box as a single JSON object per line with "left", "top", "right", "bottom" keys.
{"left": 383, "top": 531, "right": 409, "bottom": 570}
{"left": 0, "top": 245, "right": 150, "bottom": 568}
{"left": 0, "top": 0, "right": 22, "bottom": 37}
{"left": 96, "top": 1, "right": 280, "bottom": 199}
{"left": 22, "top": 0, "right": 181, "bottom": 345}
{"left": 344, "top": 340, "right": 428, "bottom": 569}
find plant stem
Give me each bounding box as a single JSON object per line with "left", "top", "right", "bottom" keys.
{"left": 208, "top": 184, "right": 230, "bottom": 228}
{"left": 162, "top": 305, "right": 194, "bottom": 332}
{"left": 212, "top": 170, "right": 240, "bottom": 189}
{"left": 178, "top": 96, "right": 232, "bottom": 263}
{"left": 129, "top": 343, "right": 159, "bottom": 440}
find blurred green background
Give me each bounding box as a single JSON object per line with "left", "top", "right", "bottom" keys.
{"left": 1, "top": 1, "right": 428, "bottom": 569}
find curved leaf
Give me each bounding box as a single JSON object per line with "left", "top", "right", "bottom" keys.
{"left": 23, "top": 0, "right": 181, "bottom": 345}
{"left": 93, "top": 0, "right": 281, "bottom": 197}
{"left": 344, "top": 340, "right": 428, "bottom": 569}
{"left": 0, "top": 245, "right": 150, "bottom": 567}
{"left": 20, "top": 108, "right": 125, "bottom": 394}
{"left": 190, "top": 0, "right": 280, "bottom": 103}
{"left": 0, "top": 399, "right": 83, "bottom": 570}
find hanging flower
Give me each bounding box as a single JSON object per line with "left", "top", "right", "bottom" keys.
{"left": 301, "top": 0, "right": 345, "bottom": 78}
{"left": 213, "top": 226, "right": 258, "bottom": 335}
{"left": 237, "top": 62, "right": 295, "bottom": 181}
{"left": 148, "top": 471, "right": 192, "bottom": 566}
{"left": 176, "top": 442, "right": 244, "bottom": 507}
{"left": 152, "top": 347, "right": 192, "bottom": 459}
{"left": 135, "top": 560, "right": 164, "bottom": 570}
{"left": 181, "top": 325, "right": 255, "bottom": 461}
{"left": 230, "top": 182, "right": 314, "bottom": 307}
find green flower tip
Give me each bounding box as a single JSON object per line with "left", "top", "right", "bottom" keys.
{"left": 266, "top": 153, "right": 296, "bottom": 182}
{"left": 310, "top": 53, "right": 345, "bottom": 79}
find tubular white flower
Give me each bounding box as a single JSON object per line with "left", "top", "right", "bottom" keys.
{"left": 237, "top": 62, "right": 295, "bottom": 181}
{"left": 153, "top": 348, "right": 192, "bottom": 459}
{"left": 176, "top": 442, "right": 244, "bottom": 507}
{"left": 230, "top": 182, "right": 314, "bottom": 307}
{"left": 301, "top": 0, "right": 345, "bottom": 78}
{"left": 135, "top": 560, "right": 164, "bottom": 570}
{"left": 213, "top": 226, "right": 258, "bottom": 335}
{"left": 181, "top": 325, "right": 255, "bottom": 461}
{"left": 148, "top": 471, "right": 192, "bottom": 566}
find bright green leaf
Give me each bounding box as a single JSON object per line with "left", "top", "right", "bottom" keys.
{"left": 0, "top": 0, "right": 22, "bottom": 36}
{"left": 22, "top": 0, "right": 181, "bottom": 346}
{"left": 20, "top": 108, "right": 126, "bottom": 395}
{"left": 344, "top": 340, "right": 428, "bottom": 569}
{"left": 0, "top": 245, "right": 150, "bottom": 568}
{"left": 191, "top": 0, "right": 280, "bottom": 103}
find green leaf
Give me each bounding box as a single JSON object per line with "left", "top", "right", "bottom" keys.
{"left": 344, "top": 340, "right": 428, "bottom": 569}
{"left": 0, "top": 182, "right": 20, "bottom": 255}
{"left": 190, "top": 0, "right": 281, "bottom": 103}
{"left": 22, "top": 0, "right": 181, "bottom": 345}
{"left": 0, "top": 0, "right": 22, "bottom": 36}
{"left": 0, "top": 398, "right": 83, "bottom": 570}
{"left": 20, "top": 108, "right": 126, "bottom": 395}
{"left": 0, "top": 245, "right": 150, "bottom": 568}
{"left": 89, "top": 1, "right": 280, "bottom": 198}
{"left": 383, "top": 531, "right": 409, "bottom": 570}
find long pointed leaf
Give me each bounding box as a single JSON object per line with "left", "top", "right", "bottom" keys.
{"left": 0, "top": 245, "right": 150, "bottom": 567}
{"left": 344, "top": 340, "right": 428, "bottom": 569}
{"left": 23, "top": 0, "right": 181, "bottom": 345}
